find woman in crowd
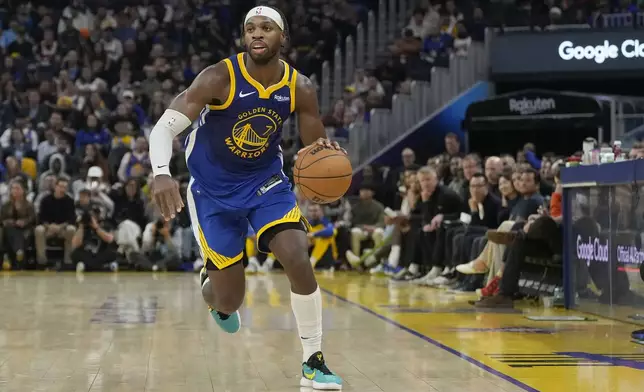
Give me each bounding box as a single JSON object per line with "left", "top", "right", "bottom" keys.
{"left": 0, "top": 180, "right": 36, "bottom": 269}
{"left": 455, "top": 172, "right": 521, "bottom": 296}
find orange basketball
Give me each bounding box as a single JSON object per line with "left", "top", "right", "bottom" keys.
{"left": 293, "top": 144, "right": 352, "bottom": 204}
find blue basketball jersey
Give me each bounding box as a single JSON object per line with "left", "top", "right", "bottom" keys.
{"left": 185, "top": 53, "right": 298, "bottom": 207}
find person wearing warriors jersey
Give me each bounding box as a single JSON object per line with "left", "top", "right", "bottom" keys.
{"left": 148, "top": 5, "right": 344, "bottom": 390}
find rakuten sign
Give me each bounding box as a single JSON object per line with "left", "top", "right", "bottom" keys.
{"left": 559, "top": 40, "right": 644, "bottom": 64}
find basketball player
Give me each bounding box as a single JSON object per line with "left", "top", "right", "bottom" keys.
{"left": 148, "top": 6, "right": 343, "bottom": 390}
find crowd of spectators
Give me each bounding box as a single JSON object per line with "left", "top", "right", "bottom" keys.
{"left": 323, "top": 0, "right": 486, "bottom": 138}
{"left": 291, "top": 133, "right": 566, "bottom": 309}
{"left": 0, "top": 0, "right": 371, "bottom": 272}
{"left": 1, "top": 0, "right": 422, "bottom": 273}
{"left": 488, "top": 0, "right": 644, "bottom": 30}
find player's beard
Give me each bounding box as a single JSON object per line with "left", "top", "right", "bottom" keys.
{"left": 247, "top": 45, "right": 279, "bottom": 65}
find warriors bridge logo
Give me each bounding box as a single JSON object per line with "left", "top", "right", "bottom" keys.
{"left": 225, "top": 107, "right": 283, "bottom": 159}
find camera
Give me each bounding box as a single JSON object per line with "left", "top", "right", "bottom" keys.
{"left": 80, "top": 206, "right": 101, "bottom": 226}
{"left": 153, "top": 218, "right": 167, "bottom": 237}
{"left": 81, "top": 210, "right": 93, "bottom": 225}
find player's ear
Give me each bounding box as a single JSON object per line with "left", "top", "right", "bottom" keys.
{"left": 280, "top": 31, "right": 286, "bottom": 47}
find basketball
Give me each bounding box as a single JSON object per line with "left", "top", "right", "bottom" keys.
{"left": 293, "top": 144, "right": 352, "bottom": 204}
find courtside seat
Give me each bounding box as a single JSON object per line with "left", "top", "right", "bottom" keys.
{"left": 518, "top": 254, "right": 563, "bottom": 297}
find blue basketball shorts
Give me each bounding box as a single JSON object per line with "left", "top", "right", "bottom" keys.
{"left": 186, "top": 175, "right": 308, "bottom": 270}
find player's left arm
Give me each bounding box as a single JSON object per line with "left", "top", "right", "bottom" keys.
{"left": 294, "top": 74, "right": 346, "bottom": 153}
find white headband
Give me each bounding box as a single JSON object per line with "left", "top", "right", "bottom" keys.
{"left": 244, "top": 6, "right": 284, "bottom": 31}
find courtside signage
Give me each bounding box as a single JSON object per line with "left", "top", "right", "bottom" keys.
{"left": 558, "top": 39, "right": 644, "bottom": 63}
{"left": 490, "top": 30, "right": 644, "bottom": 77}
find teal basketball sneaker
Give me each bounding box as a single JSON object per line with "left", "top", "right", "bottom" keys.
{"left": 200, "top": 267, "right": 241, "bottom": 334}
{"left": 300, "top": 351, "right": 343, "bottom": 390}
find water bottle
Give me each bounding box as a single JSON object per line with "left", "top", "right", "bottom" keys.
{"left": 553, "top": 287, "right": 565, "bottom": 307}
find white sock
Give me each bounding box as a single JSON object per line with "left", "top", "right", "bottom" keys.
{"left": 291, "top": 286, "right": 323, "bottom": 363}
{"left": 387, "top": 245, "right": 401, "bottom": 267}
{"left": 249, "top": 256, "right": 259, "bottom": 265}
{"left": 408, "top": 263, "right": 419, "bottom": 274}
{"left": 265, "top": 256, "right": 275, "bottom": 268}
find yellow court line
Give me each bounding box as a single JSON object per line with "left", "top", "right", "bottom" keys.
{"left": 318, "top": 276, "right": 644, "bottom": 392}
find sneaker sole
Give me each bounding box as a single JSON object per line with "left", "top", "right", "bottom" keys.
{"left": 300, "top": 377, "right": 342, "bottom": 390}
{"left": 213, "top": 309, "right": 242, "bottom": 334}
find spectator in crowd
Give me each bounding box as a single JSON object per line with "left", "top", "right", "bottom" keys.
{"left": 352, "top": 165, "right": 421, "bottom": 274}
{"left": 453, "top": 24, "right": 472, "bottom": 56}
{"left": 110, "top": 178, "right": 146, "bottom": 256}
{"left": 1, "top": 117, "right": 39, "bottom": 152}
{"left": 382, "top": 148, "right": 417, "bottom": 207}
{"left": 33, "top": 174, "right": 56, "bottom": 214}
{"left": 456, "top": 153, "right": 481, "bottom": 201}
{"left": 75, "top": 166, "right": 114, "bottom": 217}
{"left": 75, "top": 114, "right": 111, "bottom": 151}
{"left": 137, "top": 218, "right": 181, "bottom": 271}
{"left": 323, "top": 196, "right": 352, "bottom": 268}
{"left": 1, "top": 156, "right": 34, "bottom": 203}
{"left": 475, "top": 213, "right": 562, "bottom": 308}
{"left": 410, "top": 166, "right": 465, "bottom": 284}
{"left": 0, "top": 180, "right": 36, "bottom": 269}
{"left": 38, "top": 152, "right": 71, "bottom": 191}
{"left": 512, "top": 169, "right": 544, "bottom": 222}
{"left": 497, "top": 173, "right": 521, "bottom": 222}
{"left": 484, "top": 156, "right": 503, "bottom": 197}
{"left": 456, "top": 168, "right": 543, "bottom": 275}
{"left": 42, "top": 135, "right": 77, "bottom": 175}
{"left": 467, "top": 173, "right": 502, "bottom": 229}
{"left": 307, "top": 204, "right": 337, "bottom": 269}
{"left": 3, "top": 126, "right": 36, "bottom": 162}
{"left": 34, "top": 177, "right": 76, "bottom": 266}
{"left": 443, "top": 133, "right": 462, "bottom": 160}
{"left": 446, "top": 156, "right": 464, "bottom": 194}
{"left": 79, "top": 143, "right": 110, "bottom": 182}
{"left": 433, "top": 172, "right": 502, "bottom": 285}
{"left": 71, "top": 204, "right": 117, "bottom": 272}
{"left": 347, "top": 183, "right": 385, "bottom": 260}
{"left": 37, "top": 128, "right": 58, "bottom": 167}
{"left": 26, "top": 91, "right": 51, "bottom": 127}
{"left": 74, "top": 188, "right": 93, "bottom": 219}
{"left": 407, "top": 8, "right": 433, "bottom": 39}
{"left": 117, "top": 136, "right": 150, "bottom": 183}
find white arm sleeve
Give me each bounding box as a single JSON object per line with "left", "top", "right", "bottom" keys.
{"left": 149, "top": 109, "right": 192, "bottom": 177}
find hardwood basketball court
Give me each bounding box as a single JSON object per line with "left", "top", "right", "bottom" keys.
{"left": 0, "top": 272, "right": 642, "bottom": 391}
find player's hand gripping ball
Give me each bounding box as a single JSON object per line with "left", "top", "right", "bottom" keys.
{"left": 294, "top": 139, "right": 352, "bottom": 204}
